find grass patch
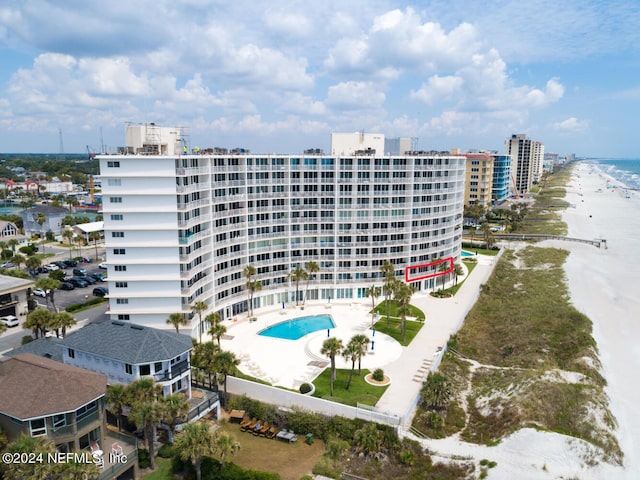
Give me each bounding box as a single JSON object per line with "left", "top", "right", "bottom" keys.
{"left": 141, "top": 457, "right": 173, "bottom": 479}
{"left": 372, "top": 299, "right": 425, "bottom": 322}
{"left": 312, "top": 369, "right": 389, "bottom": 407}
{"left": 218, "top": 421, "right": 325, "bottom": 480}
{"left": 371, "top": 317, "right": 423, "bottom": 346}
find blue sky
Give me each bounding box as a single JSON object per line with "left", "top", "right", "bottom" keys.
{"left": 0, "top": 0, "right": 639, "bottom": 157}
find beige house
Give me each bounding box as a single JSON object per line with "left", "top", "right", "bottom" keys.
{"left": 0, "top": 274, "right": 34, "bottom": 321}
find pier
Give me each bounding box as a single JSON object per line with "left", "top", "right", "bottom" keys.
{"left": 493, "top": 233, "right": 607, "bottom": 248}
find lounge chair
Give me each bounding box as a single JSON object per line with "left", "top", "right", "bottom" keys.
{"left": 259, "top": 421, "right": 270, "bottom": 437}
{"left": 111, "top": 442, "right": 123, "bottom": 455}
{"left": 239, "top": 416, "right": 253, "bottom": 430}
{"left": 266, "top": 426, "right": 277, "bottom": 439}
{"left": 240, "top": 418, "right": 257, "bottom": 432}
{"left": 253, "top": 421, "right": 267, "bottom": 436}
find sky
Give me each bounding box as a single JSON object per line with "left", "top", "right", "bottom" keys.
{"left": 0, "top": 0, "right": 639, "bottom": 157}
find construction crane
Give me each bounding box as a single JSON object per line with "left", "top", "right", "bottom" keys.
{"left": 86, "top": 146, "right": 97, "bottom": 204}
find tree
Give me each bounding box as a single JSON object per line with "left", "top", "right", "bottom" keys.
{"left": 351, "top": 333, "right": 370, "bottom": 375}
{"left": 366, "top": 284, "right": 380, "bottom": 326}
{"left": 7, "top": 238, "right": 19, "bottom": 253}
{"left": 10, "top": 253, "right": 25, "bottom": 270}
{"left": 191, "top": 341, "right": 220, "bottom": 386}
{"left": 321, "top": 337, "right": 343, "bottom": 396}
{"left": 4, "top": 433, "right": 57, "bottom": 479}
{"left": 243, "top": 264, "right": 256, "bottom": 315}
{"left": 174, "top": 422, "right": 217, "bottom": 480}
{"left": 25, "top": 255, "right": 41, "bottom": 276}
{"left": 192, "top": 300, "right": 208, "bottom": 343}
{"left": 481, "top": 222, "right": 496, "bottom": 250}
{"left": 34, "top": 212, "right": 47, "bottom": 253}
{"left": 106, "top": 384, "right": 128, "bottom": 432}
{"left": 214, "top": 350, "right": 239, "bottom": 407}
{"left": 126, "top": 378, "right": 163, "bottom": 470}
{"left": 88, "top": 231, "right": 101, "bottom": 260}
{"left": 208, "top": 321, "right": 227, "bottom": 348}
{"left": 395, "top": 282, "right": 416, "bottom": 343}
{"left": 246, "top": 279, "right": 262, "bottom": 317}
{"left": 437, "top": 260, "right": 449, "bottom": 290}
{"left": 464, "top": 204, "right": 485, "bottom": 241}
{"left": 289, "top": 265, "right": 307, "bottom": 306}
{"left": 36, "top": 277, "right": 61, "bottom": 312}
{"left": 62, "top": 229, "right": 74, "bottom": 260}
{"left": 342, "top": 338, "right": 361, "bottom": 390}
{"left": 453, "top": 263, "right": 464, "bottom": 286}
{"left": 215, "top": 432, "right": 241, "bottom": 468}
{"left": 24, "top": 308, "right": 52, "bottom": 338}
{"left": 166, "top": 312, "right": 187, "bottom": 334}
{"left": 353, "top": 423, "right": 382, "bottom": 456}
{"left": 50, "top": 311, "right": 76, "bottom": 338}
{"left": 303, "top": 261, "right": 319, "bottom": 304}
{"left": 421, "top": 372, "right": 451, "bottom": 410}
{"left": 161, "top": 393, "right": 190, "bottom": 444}
{"left": 381, "top": 260, "right": 395, "bottom": 327}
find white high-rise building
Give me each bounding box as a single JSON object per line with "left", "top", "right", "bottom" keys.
{"left": 99, "top": 125, "right": 467, "bottom": 336}
{"left": 505, "top": 134, "right": 545, "bottom": 194}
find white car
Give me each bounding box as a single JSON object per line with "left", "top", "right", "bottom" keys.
{"left": 1, "top": 315, "right": 19, "bottom": 328}
{"left": 32, "top": 288, "right": 48, "bottom": 297}
{"left": 98, "top": 262, "right": 108, "bottom": 269}
{"left": 44, "top": 264, "right": 60, "bottom": 271}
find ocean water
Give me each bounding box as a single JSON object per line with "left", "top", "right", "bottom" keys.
{"left": 591, "top": 159, "right": 640, "bottom": 190}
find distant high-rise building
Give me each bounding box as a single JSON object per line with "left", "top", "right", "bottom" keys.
{"left": 330, "top": 132, "right": 385, "bottom": 156}
{"left": 490, "top": 154, "right": 512, "bottom": 203}
{"left": 463, "top": 153, "right": 494, "bottom": 207}
{"left": 505, "top": 134, "right": 544, "bottom": 194}
{"left": 384, "top": 137, "right": 414, "bottom": 155}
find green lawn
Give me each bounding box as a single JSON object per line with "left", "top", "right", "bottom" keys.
{"left": 372, "top": 299, "right": 425, "bottom": 321}
{"left": 141, "top": 457, "right": 174, "bottom": 479}
{"left": 371, "top": 316, "right": 422, "bottom": 346}
{"left": 312, "top": 368, "right": 389, "bottom": 407}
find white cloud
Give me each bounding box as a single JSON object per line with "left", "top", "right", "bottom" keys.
{"left": 552, "top": 117, "right": 588, "bottom": 132}
{"left": 263, "top": 10, "right": 311, "bottom": 38}
{"left": 410, "top": 75, "right": 464, "bottom": 105}
{"left": 326, "top": 81, "right": 386, "bottom": 110}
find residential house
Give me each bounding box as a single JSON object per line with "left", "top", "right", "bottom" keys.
{"left": 21, "top": 205, "right": 69, "bottom": 237}
{"left": 0, "top": 274, "right": 34, "bottom": 320}
{"left": 61, "top": 320, "right": 194, "bottom": 398}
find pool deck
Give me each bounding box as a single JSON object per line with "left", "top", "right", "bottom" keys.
{"left": 203, "top": 253, "right": 499, "bottom": 420}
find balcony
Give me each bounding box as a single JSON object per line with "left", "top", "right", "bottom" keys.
{"left": 97, "top": 429, "right": 139, "bottom": 480}
{"left": 156, "top": 359, "right": 190, "bottom": 381}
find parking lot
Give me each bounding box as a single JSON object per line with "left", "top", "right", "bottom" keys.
{"left": 33, "top": 261, "right": 108, "bottom": 310}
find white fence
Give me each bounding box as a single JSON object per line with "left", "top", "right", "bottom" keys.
{"left": 226, "top": 377, "right": 402, "bottom": 427}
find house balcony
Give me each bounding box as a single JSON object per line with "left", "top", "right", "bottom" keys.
{"left": 97, "top": 429, "right": 139, "bottom": 480}
{"left": 156, "top": 359, "right": 190, "bottom": 382}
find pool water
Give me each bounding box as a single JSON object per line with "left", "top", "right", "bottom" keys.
{"left": 258, "top": 314, "right": 335, "bottom": 340}
{"left": 461, "top": 250, "right": 475, "bottom": 257}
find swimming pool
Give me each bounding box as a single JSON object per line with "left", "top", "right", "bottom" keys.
{"left": 461, "top": 250, "right": 475, "bottom": 257}
{"left": 258, "top": 314, "right": 335, "bottom": 340}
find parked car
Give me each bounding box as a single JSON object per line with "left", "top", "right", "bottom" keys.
{"left": 60, "top": 282, "right": 75, "bottom": 290}
{"left": 0, "top": 315, "right": 19, "bottom": 328}
{"left": 69, "top": 278, "right": 88, "bottom": 288}
{"left": 63, "top": 259, "right": 78, "bottom": 267}
{"left": 54, "top": 261, "right": 68, "bottom": 269}
{"left": 32, "top": 288, "right": 48, "bottom": 297}
{"left": 73, "top": 268, "right": 87, "bottom": 276}
{"left": 81, "top": 276, "right": 97, "bottom": 285}
{"left": 92, "top": 287, "right": 109, "bottom": 297}
{"left": 90, "top": 272, "right": 106, "bottom": 282}
{"left": 0, "top": 262, "right": 14, "bottom": 268}
{"left": 44, "top": 264, "right": 59, "bottom": 272}
{"left": 98, "top": 262, "right": 108, "bottom": 269}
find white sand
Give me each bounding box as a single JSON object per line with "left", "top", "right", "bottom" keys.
{"left": 409, "top": 162, "right": 638, "bottom": 479}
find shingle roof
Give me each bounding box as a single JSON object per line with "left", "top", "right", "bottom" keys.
{"left": 61, "top": 321, "right": 193, "bottom": 364}
{"left": 0, "top": 353, "right": 107, "bottom": 419}
{"left": 23, "top": 205, "right": 69, "bottom": 215}
{"left": 5, "top": 337, "right": 64, "bottom": 363}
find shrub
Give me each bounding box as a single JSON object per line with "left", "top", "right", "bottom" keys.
{"left": 157, "top": 444, "right": 174, "bottom": 458}
{"left": 21, "top": 336, "right": 34, "bottom": 345}
{"left": 137, "top": 448, "right": 150, "bottom": 469}
{"left": 372, "top": 368, "right": 385, "bottom": 381}
{"left": 299, "top": 382, "right": 313, "bottom": 394}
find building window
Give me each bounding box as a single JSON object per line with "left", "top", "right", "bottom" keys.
{"left": 107, "top": 178, "right": 122, "bottom": 186}
{"left": 154, "top": 362, "right": 163, "bottom": 373}
{"left": 139, "top": 364, "right": 151, "bottom": 376}
{"left": 113, "top": 248, "right": 126, "bottom": 255}
{"left": 111, "top": 232, "right": 124, "bottom": 238}
{"left": 115, "top": 281, "right": 128, "bottom": 288}
{"left": 125, "top": 364, "right": 133, "bottom": 375}
{"left": 75, "top": 401, "right": 98, "bottom": 422}
{"left": 117, "top": 314, "right": 130, "bottom": 321}
{"left": 52, "top": 414, "right": 67, "bottom": 430}
{"left": 109, "top": 197, "right": 123, "bottom": 203}
{"left": 114, "top": 265, "right": 127, "bottom": 271}
{"left": 107, "top": 161, "right": 120, "bottom": 168}
{"left": 116, "top": 298, "right": 128, "bottom": 304}
{"left": 30, "top": 418, "right": 47, "bottom": 437}
{"left": 68, "top": 348, "right": 75, "bottom": 359}
{"left": 110, "top": 214, "right": 123, "bottom": 221}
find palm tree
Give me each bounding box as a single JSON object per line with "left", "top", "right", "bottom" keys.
{"left": 191, "top": 300, "right": 208, "bottom": 343}
{"left": 52, "top": 311, "right": 76, "bottom": 337}
{"left": 174, "top": 422, "right": 217, "bottom": 480}
{"left": 481, "top": 222, "right": 495, "bottom": 250}
{"left": 214, "top": 350, "right": 240, "bottom": 407}
{"left": 321, "top": 337, "right": 343, "bottom": 396}
{"left": 353, "top": 423, "right": 382, "bottom": 456}
{"left": 35, "top": 277, "right": 60, "bottom": 312}
{"left": 128, "top": 400, "right": 162, "bottom": 470}
{"left": 437, "top": 259, "right": 449, "bottom": 290}
{"left": 25, "top": 255, "right": 41, "bottom": 275}
{"left": 303, "top": 261, "right": 319, "bottom": 305}
{"left": 89, "top": 231, "right": 101, "bottom": 260}
{"left": 453, "top": 263, "right": 464, "bottom": 286}
{"left": 366, "top": 284, "right": 380, "bottom": 326}
{"left": 161, "top": 393, "right": 190, "bottom": 444}
{"left": 10, "top": 253, "right": 25, "bottom": 270}
{"left": 191, "top": 341, "right": 220, "bottom": 386}
{"left": 24, "top": 308, "right": 52, "bottom": 338}
{"left": 166, "top": 312, "right": 188, "bottom": 334}
{"left": 351, "top": 333, "right": 370, "bottom": 375}
{"left": 4, "top": 433, "right": 57, "bottom": 479}
{"left": 73, "top": 235, "right": 85, "bottom": 259}
{"left": 289, "top": 265, "right": 307, "bottom": 306}
{"left": 209, "top": 321, "right": 227, "bottom": 347}
{"left": 246, "top": 279, "right": 262, "bottom": 317}
{"left": 243, "top": 264, "right": 256, "bottom": 315}
{"left": 215, "top": 432, "right": 241, "bottom": 468}
{"left": 342, "top": 338, "right": 361, "bottom": 390}
{"left": 106, "top": 384, "right": 128, "bottom": 432}
{"left": 7, "top": 238, "right": 19, "bottom": 253}
{"left": 395, "top": 283, "right": 416, "bottom": 344}
{"left": 421, "top": 372, "right": 451, "bottom": 410}
{"left": 381, "top": 260, "right": 395, "bottom": 327}
{"left": 62, "top": 229, "right": 74, "bottom": 259}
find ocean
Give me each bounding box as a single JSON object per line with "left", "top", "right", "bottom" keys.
{"left": 590, "top": 158, "right": 640, "bottom": 190}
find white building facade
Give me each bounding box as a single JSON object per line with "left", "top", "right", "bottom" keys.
{"left": 505, "top": 134, "right": 545, "bottom": 194}
{"left": 99, "top": 127, "right": 467, "bottom": 336}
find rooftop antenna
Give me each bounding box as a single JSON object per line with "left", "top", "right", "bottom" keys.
{"left": 58, "top": 128, "right": 64, "bottom": 160}
{"left": 100, "top": 126, "right": 105, "bottom": 154}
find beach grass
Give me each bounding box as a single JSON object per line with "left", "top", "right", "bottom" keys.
{"left": 312, "top": 368, "right": 389, "bottom": 406}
